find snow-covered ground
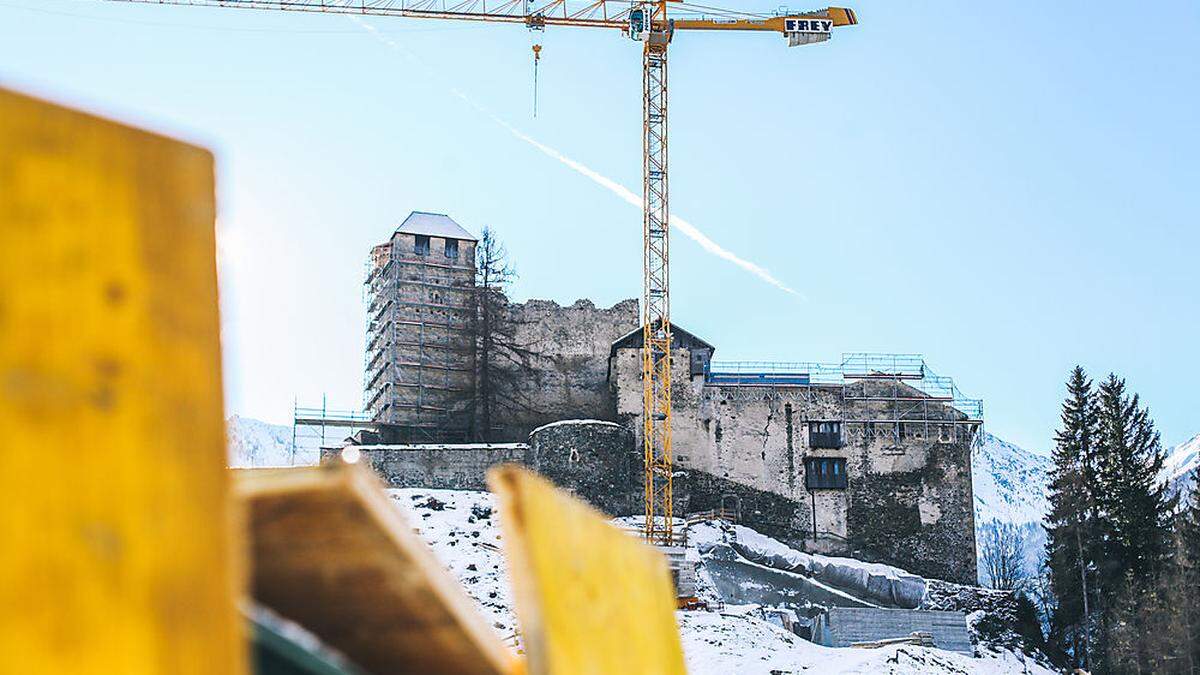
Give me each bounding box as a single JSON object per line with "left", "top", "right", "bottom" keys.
{"left": 678, "top": 609, "right": 1051, "bottom": 675}
{"left": 389, "top": 487, "right": 1055, "bottom": 675}
{"left": 388, "top": 488, "right": 518, "bottom": 643}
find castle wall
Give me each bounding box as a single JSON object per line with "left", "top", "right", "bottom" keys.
{"left": 341, "top": 443, "right": 528, "bottom": 491}
{"left": 527, "top": 420, "right": 639, "bottom": 516}
{"left": 493, "top": 298, "right": 639, "bottom": 440}
{"left": 610, "top": 346, "right": 979, "bottom": 584}
{"left": 330, "top": 421, "right": 638, "bottom": 513}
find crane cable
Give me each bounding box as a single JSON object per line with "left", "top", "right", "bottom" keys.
{"left": 531, "top": 42, "right": 542, "bottom": 117}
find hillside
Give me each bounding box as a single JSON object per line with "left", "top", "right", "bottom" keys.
{"left": 971, "top": 432, "right": 1050, "bottom": 527}
{"left": 392, "top": 487, "right": 1056, "bottom": 675}
{"left": 226, "top": 415, "right": 302, "bottom": 467}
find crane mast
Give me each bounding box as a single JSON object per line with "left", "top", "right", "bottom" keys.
{"left": 95, "top": 0, "right": 855, "bottom": 548}
{"left": 640, "top": 0, "right": 673, "bottom": 544}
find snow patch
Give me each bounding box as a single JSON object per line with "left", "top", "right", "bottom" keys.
{"left": 530, "top": 419, "right": 625, "bottom": 434}
{"left": 352, "top": 443, "right": 529, "bottom": 451}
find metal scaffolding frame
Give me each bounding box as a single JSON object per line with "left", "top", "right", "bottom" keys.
{"left": 362, "top": 245, "right": 474, "bottom": 435}
{"left": 291, "top": 398, "right": 375, "bottom": 461}
{"left": 705, "top": 353, "right": 983, "bottom": 442}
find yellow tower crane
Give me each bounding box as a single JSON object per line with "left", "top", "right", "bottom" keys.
{"left": 100, "top": 0, "right": 857, "bottom": 546}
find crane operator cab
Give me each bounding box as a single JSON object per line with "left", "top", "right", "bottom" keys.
{"left": 628, "top": 7, "right": 673, "bottom": 46}
{"left": 628, "top": 7, "right": 647, "bottom": 41}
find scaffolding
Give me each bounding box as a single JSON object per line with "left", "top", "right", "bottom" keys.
{"left": 291, "top": 398, "right": 375, "bottom": 461}
{"left": 705, "top": 353, "right": 983, "bottom": 440}
{"left": 362, "top": 236, "right": 475, "bottom": 437}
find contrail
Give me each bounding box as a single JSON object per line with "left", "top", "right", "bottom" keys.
{"left": 349, "top": 16, "right": 801, "bottom": 298}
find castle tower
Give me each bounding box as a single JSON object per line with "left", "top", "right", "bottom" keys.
{"left": 364, "top": 212, "right": 477, "bottom": 439}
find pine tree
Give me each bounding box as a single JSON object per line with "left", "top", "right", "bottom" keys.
{"left": 1091, "top": 374, "right": 1176, "bottom": 671}
{"left": 1044, "top": 366, "right": 1100, "bottom": 669}
{"left": 1094, "top": 374, "right": 1175, "bottom": 583}
{"left": 1148, "top": 521, "right": 1195, "bottom": 675}
{"left": 1107, "top": 572, "right": 1146, "bottom": 675}
{"left": 1178, "top": 469, "right": 1200, "bottom": 673}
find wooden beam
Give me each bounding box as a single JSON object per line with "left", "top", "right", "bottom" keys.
{"left": 235, "top": 463, "right": 514, "bottom": 675}
{"left": 487, "top": 466, "right": 686, "bottom": 675}
{"left": 0, "top": 88, "right": 245, "bottom": 674}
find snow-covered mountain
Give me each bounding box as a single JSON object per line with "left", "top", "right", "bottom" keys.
{"left": 1163, "top": 432, "right": 1200, "bottom": 499}
{"left": 972, "top": 432, "right": 1051, "bottom": 528}
{"left": 226, "top": 415, "right": 301, "bottom": 467}
{"left": 971, "top": 432, "right": 1051, "bottom": 584}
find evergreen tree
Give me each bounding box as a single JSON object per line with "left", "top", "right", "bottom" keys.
{"left": 1093, "top": 374, "right": 1175, "bottom": 586}
{"left": 1043, "top": 366, "right": 1099, "bottom": 668}
{"left": 1177, "top": 468, "right": 1200, "bottom": 673}
{"left": 1106, "top": 572, "right": 1146, "bottom": 675}
{"left": 1090, "top": 374, "right": 1176, "bottom": 672}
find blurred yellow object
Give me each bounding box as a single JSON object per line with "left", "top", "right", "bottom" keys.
{"left": 488, "top": 465, "right": 686, "bottom": 675}
{"left": 234, "top": 462, "right": 516, "bottom": 675}
{"left": 0, "top": 88, "right": 245, "bottom": 675}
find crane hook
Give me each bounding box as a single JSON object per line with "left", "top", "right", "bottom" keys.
{"left": 531, "top": 43, "right": 542, "bottom": 118}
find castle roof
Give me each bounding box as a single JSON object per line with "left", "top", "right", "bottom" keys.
{"left": 609, "top": 323, "right": 715, "bottom": 359}
{"left": 395, "top": 211, "right": 477, "bottom": 242}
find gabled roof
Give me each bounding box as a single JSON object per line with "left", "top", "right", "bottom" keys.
{"left": 394, "top": 211, "right": 478, "bottom": 242}
{"left": 610, "top": 323, "right": 715, "bottom": 359}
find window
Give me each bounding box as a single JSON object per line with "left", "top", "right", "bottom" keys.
{"left": 938, "top": 425, "right": 955, "bottom": 444}
{"left": 414, "top": 235, "right": 430, "bottom": 256}
{"left": 809, "top": 420, "right": 843, "bottom": 449}
{"left": 444, "top": 239, "right": 459, "bottom": 259}
{"left": 805, "top": 457, "right": 848, "bottom": 490}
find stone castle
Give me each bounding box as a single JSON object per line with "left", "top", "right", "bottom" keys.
{"left": 345, "top": 212, "right": 983, "bottom": 583}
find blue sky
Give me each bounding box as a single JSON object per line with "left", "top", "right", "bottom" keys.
{"left": 2, "top": 0, "right": 1197, "bottom": 452}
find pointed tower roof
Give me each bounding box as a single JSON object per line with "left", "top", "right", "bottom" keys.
{"left": 394, "top": 211, "right": 477, "bottom": 242}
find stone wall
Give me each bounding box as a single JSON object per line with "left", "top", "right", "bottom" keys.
{"left": 527, "top": 420, "right": 640, "bottom": 516}
{"left": 334, "top": 420, "right": 640, "bottom": 515}
{"left": 609, "top": 345, "right": 979, "bottom": 584}
{"left": 325, "top": 443, "right": 529, "bottom": 491}
{"left": 493, "top": 298, "right": 639, "bottom": 440}
{"left": 334, "top": 407, "right": 976, "bottom": 583}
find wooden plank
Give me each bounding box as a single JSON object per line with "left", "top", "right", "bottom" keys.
{"left": 235, "top": 463, "right": 514, "bottom": 675}
{"left": 0, "top": 88, "right": 244, "bottom": 674}
{"left": 487, "top": 466, "right": 686, "bottom": 675}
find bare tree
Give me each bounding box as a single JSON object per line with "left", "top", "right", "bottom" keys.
{"left": 1029, "top": 553, "right": 1056, "bottom": 633}
{"left": 982, "top": 522, "right": 1028, "bottom": 591}
{"left": 467, "top": 227, "right": 541, "bottom": 441}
